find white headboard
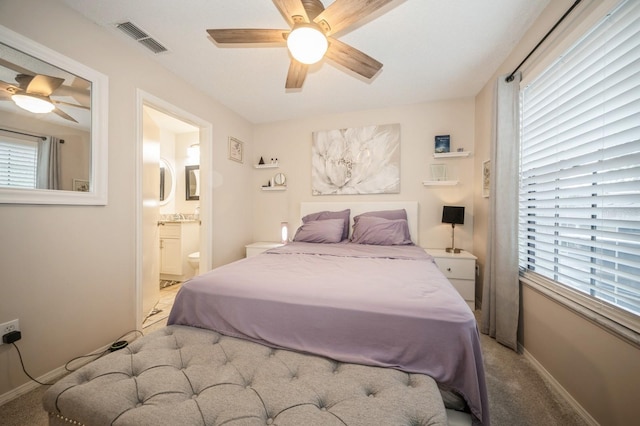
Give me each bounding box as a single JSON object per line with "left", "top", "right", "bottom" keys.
{"left": 299, "top": 201, "right": 419, "bottom": 244}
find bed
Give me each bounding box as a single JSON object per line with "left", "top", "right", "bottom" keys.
{"left": 43, "top": 202, "right": 488, "bottom": 426}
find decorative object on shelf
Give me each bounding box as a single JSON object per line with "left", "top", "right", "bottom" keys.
{"left": 228, "top": 136, "right": 243, "bottom": 163}
{"left": 273, "top": 172, "right": 286, "bottom": 186}
{"left": 482, "top": 159, "right": 491, "bottom": 198}
{"left": 73, "top": 179, "right": 89, "bottom": 192}
{"left": 442, "top": 205, "right": 465, "bottom": 253}
{"left": 312, "top": 123, "right": 400, "bottom": 195}
{"left": 430, "top": 164, "right": 447, "bottom": 181}
{"left": 258, "top": 156, "right": 265, "bottom": 165}
{"left": 280, "top": 222, "right": 289, "bottom": 244}
{"left": 434, "top": 135, "right": 450, "bottom": 153}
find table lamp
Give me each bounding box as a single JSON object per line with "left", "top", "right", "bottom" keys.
{"left": 442, "top": 206, "right": 465, "bottom": 253}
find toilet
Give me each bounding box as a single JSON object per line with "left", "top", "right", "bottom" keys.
{"left": 188, "top": 252, "right": 199, "bottom": 276}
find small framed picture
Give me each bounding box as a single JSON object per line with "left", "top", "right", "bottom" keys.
{"left": 73, "top": 179, "right": 89, "bottom": 192}
{"left": 228, "top": 137, "right": 243, "bottom": 163}
{"left": 482, "top": 160, "right": 491, "bottom": 198}
{"left": 434, "top": 135, "right": 450, "bottom": 153}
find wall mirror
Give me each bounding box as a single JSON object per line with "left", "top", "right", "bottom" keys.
{"left": 0, "top": 25, "right": 108, "bottom": 205}
{"left": 185, "top": 165, "right": 199, "bottom": 201}
{"left": 159, "top": 158, "right": 174, "bottom": 204}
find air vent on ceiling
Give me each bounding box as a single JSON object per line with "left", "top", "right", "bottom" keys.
{"left": 116, "top": 21, "right": 168, "bottom": 54}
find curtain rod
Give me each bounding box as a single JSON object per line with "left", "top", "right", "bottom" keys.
{"left": 506, "top": 0, "right": 583, "bottom": 82}
{"left": 0, "top": 128, "right": 47, "bottom": 141}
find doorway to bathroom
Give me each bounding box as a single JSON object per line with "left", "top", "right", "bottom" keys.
{"left": 136, "top": 90, "right": 213, "bottom": 328}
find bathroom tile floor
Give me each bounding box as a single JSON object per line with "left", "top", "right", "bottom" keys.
{"left": 142, "top": 282, "right": 182, "bottom": 329}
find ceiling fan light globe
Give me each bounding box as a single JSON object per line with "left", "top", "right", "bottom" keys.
{"left": 12, "top": 93, "right": 55, "bottom": 113}
{"left": 287, "top": 25, "right": 328, "bottom": 65}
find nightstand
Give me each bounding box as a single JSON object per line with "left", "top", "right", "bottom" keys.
{"left": 425, "top": 249, "right": 477, "bottom": 311}
{"left": 245, "top": 242, "right": 284, "bottom": 258}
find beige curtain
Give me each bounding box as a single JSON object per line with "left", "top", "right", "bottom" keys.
{"left": 480, "top": 73, "right": 521, "bottom": 351}
{"left": 36, "top": 136, "right": 61, "bottom": 190}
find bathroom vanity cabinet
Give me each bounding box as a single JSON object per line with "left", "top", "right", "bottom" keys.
{"left": 159, "top": 221, "right": 199, "bottom": 281}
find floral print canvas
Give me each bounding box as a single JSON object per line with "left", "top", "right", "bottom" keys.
{"left": 312, "top": 123, "right": 400, "bottom": 195}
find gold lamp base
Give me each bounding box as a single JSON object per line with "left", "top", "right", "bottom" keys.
{"left": 446, "top": 247, "right": 462, "bottom": 254}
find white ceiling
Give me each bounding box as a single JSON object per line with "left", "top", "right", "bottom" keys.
{"left": 61, "top": 0, "right": 550, "bottom": 124}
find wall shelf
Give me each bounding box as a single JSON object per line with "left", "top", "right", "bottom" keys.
{"left": 254, "top": 163, "right": 279, "bottom": 169}
{"left": 433, "top": 151, "right": 472, "bottom": 159}
{"left": 261, "top": 186, "right": 287, "bottom": 191}
{"left": 423, "top": 180, "right": 459, "bottom": 186}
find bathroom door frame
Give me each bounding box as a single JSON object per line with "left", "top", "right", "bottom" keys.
{"left": 135, "top": 90, "right": 213, "bottom": 328}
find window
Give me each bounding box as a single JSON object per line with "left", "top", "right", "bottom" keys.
{"left": 519, "top": 0, "right": 640, "bottom": 332}
{"left": 0, "top": 134, "right": 38, "bottom": 189}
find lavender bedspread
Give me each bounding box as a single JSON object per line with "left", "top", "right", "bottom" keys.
{"left": 168, "top": 242, "right": 489, "bottom": 425}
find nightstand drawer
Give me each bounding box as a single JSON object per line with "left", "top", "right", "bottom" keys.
{"left": 449, "top": 278, "right": 475, "bottom": 301}
{"left": 432, "top": 258, "right": 475, "bottom": 280}
{"left": 245, "top": 242, "right": 284, "bottom": 257}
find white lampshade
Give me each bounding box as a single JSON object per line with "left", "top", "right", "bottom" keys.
{"left": 287, "top": 24, "right": 328, "bottom": 65}
{"left": 12, "top": 93, "right": 55, "bottom": 113}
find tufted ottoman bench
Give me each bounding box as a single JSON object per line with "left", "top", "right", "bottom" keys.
{"left": 43, "top": 325, "right": 448, "bottom": 426}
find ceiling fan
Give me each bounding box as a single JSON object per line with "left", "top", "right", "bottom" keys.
{"left": 0, "top": 60, "right": 90, "bottom": 123}
{"left": 207, "top": 0, "right": 393, "bottom": 89}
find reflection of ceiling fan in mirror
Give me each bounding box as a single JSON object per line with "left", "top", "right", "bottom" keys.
{"left": 0, "top": 59, "right": 90, "bottom": 123}
{"left": 207, "top": 0, "right": 393, "bottom": 89}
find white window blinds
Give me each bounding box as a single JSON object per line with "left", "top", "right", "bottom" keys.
{"left": 0, "top": 135, "right": 38, "bottom": 189}
{"left": 519, "top": 0, "right": 640, "bottom": 320}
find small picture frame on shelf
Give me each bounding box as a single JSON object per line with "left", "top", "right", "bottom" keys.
{"left": 434, "top": 135, "right": 450, "bottom": 153}
{"left": 430, "top": 164, "right": 447, "bottom": 181}
{"left": 228, "top": 137, "right": 243, "bottom": 163}
{"left": 73, "top": 179, "right": 89, "bottom": 192}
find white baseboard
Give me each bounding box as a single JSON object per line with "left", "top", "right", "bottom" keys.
{"left": 0, "top": 364, "right": 67, "bottom": 406}
{"left": 519, "top": 344, "right": 599, "bottom": 426}
{"left": 0, "top": 341, "right": 112, "bottom": 407}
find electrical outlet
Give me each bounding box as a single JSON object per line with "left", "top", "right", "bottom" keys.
{"left": 0, "top": 319, "right": 20, "bottom": 345}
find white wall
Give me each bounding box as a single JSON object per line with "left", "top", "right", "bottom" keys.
{"left": 0, "top": 0, "right": 253, "bottom": 399}
{"left": 252, "top": 99, "right": 476, "bottom": 249}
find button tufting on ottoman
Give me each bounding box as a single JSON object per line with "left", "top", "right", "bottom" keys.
{"left": 43, "top": 325, "right": 448, "bottom": 426}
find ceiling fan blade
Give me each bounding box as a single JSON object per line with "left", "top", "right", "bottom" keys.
{"left": 314, "top": 0, "right": 393, "bottom": 36}
{"left": 207, "top": 29, "right": 288, "bottom": 44}
{"left": 272, "top": 0, "right": 309, "bottom": 25}
{"left": 285, "top": 59, "right": 308, "bottom": 89}
{"left": 0, "top": 58, "right": 34, "bottom": 76}
{"left": 52, "top": 99, "right": 90, "bottom": 110}
{"left": 52, "top": 107, "right": 78, "bottom": 123}
{"left": 325, "top": 38, "right": 382, "bottom": 79}
{"left": 54, "top": 85, "right": 91, "bottom": 108}
{"left": 25, "top": 74, "right": 64, "bottom": 96}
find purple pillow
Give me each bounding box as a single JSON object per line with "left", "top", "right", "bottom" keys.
{"left": 293, "top": 219, "right": 345, "bottom": 243}
{"left": 351, "top": 216, "right": 413, "bottom": 246}
{"left": 302, "top": 209, "right": 350, "bottom": 241}
{"left": 353, "top": 209, "right": 407, "bottom": 222}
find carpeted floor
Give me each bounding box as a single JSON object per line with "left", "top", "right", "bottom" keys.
{"left": 0, "top": 312, "right": 587, "bottom": 426}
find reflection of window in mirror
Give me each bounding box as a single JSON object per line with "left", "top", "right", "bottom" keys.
{"left": 185, "top": 165, "right": 199, "bottom": 201}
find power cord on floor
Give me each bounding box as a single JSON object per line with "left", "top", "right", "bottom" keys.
{"left": 9, "top": 329, "right": 144, "bottom": 386}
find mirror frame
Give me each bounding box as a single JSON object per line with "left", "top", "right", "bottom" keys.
{"left": 185, "top": 165, "right": 199, "bottom": 201}
{"left": 0, "top": 25, "right": 109, "bottom": 205}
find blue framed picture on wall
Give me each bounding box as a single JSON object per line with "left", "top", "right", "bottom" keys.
{"left": 434, "top": 135, "right": 450, "bottom": 153}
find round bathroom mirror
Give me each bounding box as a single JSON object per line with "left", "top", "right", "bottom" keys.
{"left": 159, "top": 158, "right": 175, "bottom": 205}
{"left": 274, "top": 172, "right": 286, "bottom": 186}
